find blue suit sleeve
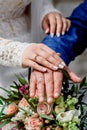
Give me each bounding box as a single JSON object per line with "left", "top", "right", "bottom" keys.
{"left": 42, "top": 0, "right": 87, "bottom": 65}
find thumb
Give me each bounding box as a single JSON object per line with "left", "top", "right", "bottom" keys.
{"left": 65, "top": 66, "right": 82, "bottom": 83}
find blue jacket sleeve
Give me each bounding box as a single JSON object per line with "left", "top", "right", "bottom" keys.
{"left": 42, "top": 0, "right": 87, "bottom": 65}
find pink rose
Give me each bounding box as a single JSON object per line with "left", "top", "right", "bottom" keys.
{"left": 6, "top": 104, "right": 18, "bottom": 115}
{"left": 37, "top": 102, "right": 53, "bottom": 115}
{"left": 24, "top": 115, "right": 43, "bottom": 130}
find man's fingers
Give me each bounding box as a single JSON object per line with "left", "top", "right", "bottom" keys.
{"left": 35, "top": 71, "right": 45, "bottom": 103}
{"left": 44, "top": 69, "right": 54, "bottom": 104}
{"left": 29, "top": 71, "right": 37, "bottom": 97}
{"left": 53, "top": 70, "right": 63, "bottom": 98}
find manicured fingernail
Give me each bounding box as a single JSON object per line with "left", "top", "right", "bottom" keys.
{"left": 48, "top": 97, "right": 53, "bottom": 103}
{"left": 58, "top": 62, "right": 66, "bottom": 69}
{"left": 57, "top": 33, "right": 60, "bottom": 37}
{"left": 67, "top": 28, "right": 69, "bottom": 31}
{"left": 42, "top": 68, "right": 47, "bottom": 72}
{"left": 61, "top": 61, "right": 66, "bottom": 66}
{"left": 62, "top": 32, "right": 65, "bottom": 35}
{"left": 59, "top": 64, "right": 64, "bottom": 69}
{"left": 50, "top": 33, "right": 54, "bottom": 38}
{"left": 57, "top": 53, "right": 61, "bottom": 56}
{"left": 45, "top": 29, "right": 49, "bottom": 34}
{"left": 53, "top": 66, "right": 59, "bottom": 70}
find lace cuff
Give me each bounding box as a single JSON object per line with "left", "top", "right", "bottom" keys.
{"left": 0, "top": 37, "right": 29, "bottom": 67}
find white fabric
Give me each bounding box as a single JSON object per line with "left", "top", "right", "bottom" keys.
{"left": 0, "top": 38, "right": 29, "bottom": 67}
{"left": 0, "top": 0, "right": 58, "bottom": 88}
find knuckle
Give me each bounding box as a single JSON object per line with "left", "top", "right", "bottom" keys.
{"left": 37, "top": 80, "right": 44, "bottom": 85}
{"left": 47, "top": 93, "right": 53, "bottom": 97}
{"left": 47, "top": 55, "right": 52, "bottom": 60}
{"left": 32, "top": 62, "right": 37, "bottom": 67}
{"left": 51, "top": 51, "right": 56, "bottom": 56}
{"left": 58, "top": 24, "right": 62, "bottom": 29}
{"left": 46, "top": 79, "right": 53, "bottom": 85}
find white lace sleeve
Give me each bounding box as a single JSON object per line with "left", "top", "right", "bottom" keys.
{"left": 0, "top": 37, "right": 29, "bottom": 67}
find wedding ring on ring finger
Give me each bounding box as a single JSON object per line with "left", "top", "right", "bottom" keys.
{"left": 58, "top": 61, "right": 66, "bottom": 69}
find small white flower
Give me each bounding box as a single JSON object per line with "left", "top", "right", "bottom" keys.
{"left": 11, "top": 111, "right": 26, "bottom": 122}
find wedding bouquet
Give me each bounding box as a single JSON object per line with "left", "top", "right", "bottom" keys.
{"left": 0, "top": 73, "right": 87, "bottom": 130}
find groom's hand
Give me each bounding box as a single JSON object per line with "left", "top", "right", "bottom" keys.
{"left": 29, "top": 66, "right": 81, "bottom": 104}
{"left": 29, "top": 69, "right": 63, "bottom": 104}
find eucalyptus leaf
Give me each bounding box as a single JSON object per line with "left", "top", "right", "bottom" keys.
{"left": 0, "top": 119, "right": 11, "bottom": 128}
{"left": 40, "top": 114, "right": 54, "bottom": 120}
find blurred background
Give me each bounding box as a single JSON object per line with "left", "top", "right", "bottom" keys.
{"left": 54, "top": 0, "right": 87, "bottom": 78}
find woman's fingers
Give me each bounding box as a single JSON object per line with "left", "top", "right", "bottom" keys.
{"left": 55, "top": 15, "right": 63, "bottom": 37}
{"left": 36, "top": 44, "right": 63, "bottom": 63}
{"left": 22, "top": 44, "right": 65, "bottom": 71}
{"left": 67, "top": 19, "right": 71, "bottom": 31}
{"left": 22, "top": 60, "right": 47, "bottom": 72}
{"left": 48, "top": 14, "right": 56, "bottom": 37}
{"left": 42, "top": 12, "right": 71, "bottom": 37}
{"left": 61, "top": 18, "right": 71, "bottom": 35}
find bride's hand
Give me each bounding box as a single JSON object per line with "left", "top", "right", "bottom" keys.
{"left": 42, "top": 12, "right": 71, "bottom": 37}
{"left": 22, "top": 43, "right": 65, "bottom": 72}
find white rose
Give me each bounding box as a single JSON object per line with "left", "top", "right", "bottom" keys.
{"left": 56, "top": 109, "right": 80, "bottom": 123}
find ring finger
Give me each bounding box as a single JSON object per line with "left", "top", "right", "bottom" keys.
{"left": 35, "top": 47, "right": 62, "bottom": 66}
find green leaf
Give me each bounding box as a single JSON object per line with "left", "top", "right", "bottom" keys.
{"left": 0, "top": 114, "right": 14, "bottom": 121}
{"left": 0, "top": 104, "right": 8, "bottom": 117}
{"left": 61, "top": 69, "right": 70, "bottom": 81}
{"left": 0, "top": 98, "right": 4, "bottom": 105}
{"left": 15, "top": 75, "right": 28, "bottom": 85}
{"left": 0, "top": 119, "right": 11, "bottom": 128}
{"left": 0, "top": 87, "right": 10, "bottom": 94}
{"left": 74, "top": 84, "right": 79, "bottom": 94}
{"left": 80, "top": 77, "right": 86, "bottom": 88}
{"left": 40, "top": 114, "right": 54, "bottom": 120}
